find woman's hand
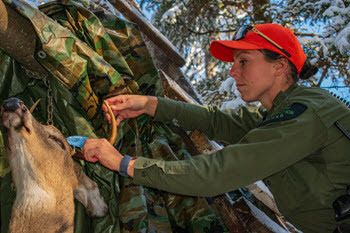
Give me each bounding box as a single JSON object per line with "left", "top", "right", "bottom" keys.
{"left": 103, "top": 95, "right": 158, "bottom": 126}
{"left": 82, "top": 138, "right": 122, "bottom": 171}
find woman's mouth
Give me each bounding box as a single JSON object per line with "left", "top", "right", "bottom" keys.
{"left": 236, "top": 84, "right": 245, "bottom": 89}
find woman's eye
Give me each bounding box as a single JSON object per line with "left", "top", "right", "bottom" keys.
{"left": 240, "top": 60, "right": 247, "bottom": 65}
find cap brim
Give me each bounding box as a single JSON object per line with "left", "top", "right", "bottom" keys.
{"left": 210, "top": 40, "right": 264, "bottom": 62}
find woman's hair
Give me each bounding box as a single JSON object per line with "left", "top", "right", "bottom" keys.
{"left": 259, "top": 49, "right": 318, "bottom": 82}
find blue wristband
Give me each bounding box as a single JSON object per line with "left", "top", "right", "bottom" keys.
{"left": 119, "top": 155, "right": 133, "bottom": 177}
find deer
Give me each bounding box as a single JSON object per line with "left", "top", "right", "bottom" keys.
{"left": 1, "top": 97, "right": 115, "bottom": 233}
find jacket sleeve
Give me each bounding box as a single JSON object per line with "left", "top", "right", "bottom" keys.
{"left": 153, "top": 97, "right": 262, "bottom": 144}
{"left": 134, "top": 107, "right": 328, "bottom": 197}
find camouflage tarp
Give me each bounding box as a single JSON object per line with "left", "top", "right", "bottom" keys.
{"left": 0, "top": 0, "right": 228, "bottom": 232}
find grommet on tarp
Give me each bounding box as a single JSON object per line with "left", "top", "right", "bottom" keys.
{"left": 37, "top": 50, "right": 47, "bottom": 59}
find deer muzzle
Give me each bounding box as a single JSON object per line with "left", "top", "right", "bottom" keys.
{"left": 1, "top": 97, "right": 31, "bottom": 132}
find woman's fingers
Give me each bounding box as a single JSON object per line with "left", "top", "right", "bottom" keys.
{"left": 82, "top": 138, "right": 121, "bottom": 171}
{"left": 83, "top": 139, "right": 107, "bottom": 161}
{"left": 83, "top": 147, "right": 99, "bottom": 162}
{"left": 102, "top": 95, "right": 147, "bottom": 125}
{"left": 105, "top": 113, "right": 111, "bottom": 123}
{"left": 105, "top": 95, "right": 126, "bottom": 106}
{"left": 103, "top": 96, "right": 126, "bottom": 112}
{"left": 102, "top": 104, "right": 108, "bottom": 113}
{"left": 110, "top": 101, "right": 129, "bottom": 112}
{"left": 115, "top": 115, "right": 124, "bottom": 127}
{"left": 104, "top": 109, "right": 125, "bottom": 125}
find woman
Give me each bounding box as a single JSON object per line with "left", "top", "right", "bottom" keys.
{"left": 82, "top": 24, "right": 350, "bottom": 233}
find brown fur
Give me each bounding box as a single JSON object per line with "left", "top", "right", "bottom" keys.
{"left": 1, "top": 100, "right": 108, "bottom": 233}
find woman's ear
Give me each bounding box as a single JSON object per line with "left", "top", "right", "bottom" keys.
{"left": 273, "top": 58, "right": 289, "bottom": 76}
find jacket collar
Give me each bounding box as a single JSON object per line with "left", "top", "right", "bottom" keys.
{"left": 268, "top": 83, "right": 299, "bottom": 116}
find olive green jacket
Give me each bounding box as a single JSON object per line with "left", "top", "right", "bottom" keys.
{"left": 133, "top": 83, "right": 350, "bottom": 233}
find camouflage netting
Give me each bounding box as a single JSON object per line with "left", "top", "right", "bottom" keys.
{"left": 0, "top": 0, "right": 228, "bottom": 232}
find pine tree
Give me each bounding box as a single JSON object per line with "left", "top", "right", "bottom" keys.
{"left": 138, "top": 0, "right": 350, "bottom": 107}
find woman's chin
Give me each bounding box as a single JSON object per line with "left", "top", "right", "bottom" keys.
{"left": 240, "top": 95, "right": 256, "bottom": 103}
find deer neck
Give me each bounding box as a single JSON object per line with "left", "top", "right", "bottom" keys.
{"left": 8, "top": 137, "right": 75, "bottom": 233}
{"left": 9, "top": 178, "right": 75, "bottom": 233}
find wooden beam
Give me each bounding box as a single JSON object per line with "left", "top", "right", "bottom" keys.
{"left": 145, "top": 38, "right": 203, "bottom": 104}
{"left": 0, "top": 0, "right": 47, "bottom": 75}
{"left": 158, "top": 69, "right": 199, "bottom": 104}
{"left": 245, "top": 183, "right": 281, "bottom": 216}
{"left": 233, "top": 198, "right": 278, "bottom": 233}
{"left": 213, "top": 194, "right": 250, "bottom": 233}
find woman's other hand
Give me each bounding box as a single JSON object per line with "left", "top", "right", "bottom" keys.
{"left": 103, "top": 95, "right": 158, "bottom": 126}
{"left": 82, "top": 138, "right": 136, "bottom": 176}
{"left": 82, "top": 138, "right": 122, "bottom": 171}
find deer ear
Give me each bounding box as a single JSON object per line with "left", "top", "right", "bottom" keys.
{"left": 72, "top": 163, "right": 108, "bottom": 218}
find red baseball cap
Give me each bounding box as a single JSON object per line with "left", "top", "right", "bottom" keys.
{"left": 210, "top": 24, "right": 306, "bottom": 74}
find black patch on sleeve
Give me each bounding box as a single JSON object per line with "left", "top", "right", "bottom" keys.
{"left": 258, "top": 103, "right": 307, "bottom": 128}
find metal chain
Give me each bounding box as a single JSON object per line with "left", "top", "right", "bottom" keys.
{"left": 21, "top": 65, "right": 54, "bottom": 125}
{"left": 43, "top": 77, "right": 54, "bottom": 125}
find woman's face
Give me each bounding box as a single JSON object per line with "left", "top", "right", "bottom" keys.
{"left": 230, "top": 50, "right": 278, "bottom": 105}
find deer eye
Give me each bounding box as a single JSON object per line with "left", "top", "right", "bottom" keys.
{"left": 49, "top": 135, "right": 66, "bottom": 150}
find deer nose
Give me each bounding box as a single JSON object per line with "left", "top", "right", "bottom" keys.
{"left": 2, "top": 98, "right": 24, "bottom": 112}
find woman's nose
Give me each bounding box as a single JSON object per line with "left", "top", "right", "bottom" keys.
{"left": 229, "top": 63, "right": 239, "bottom": 79}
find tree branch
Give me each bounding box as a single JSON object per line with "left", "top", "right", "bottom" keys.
{"left": 317, "top": 65, "right": 330, "bottom": 87}
{"left": 187, "top": 28, "right": 236, "bottom": 35}
{"left": 294, "top": 32, "right": 319, "bottom": 37}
